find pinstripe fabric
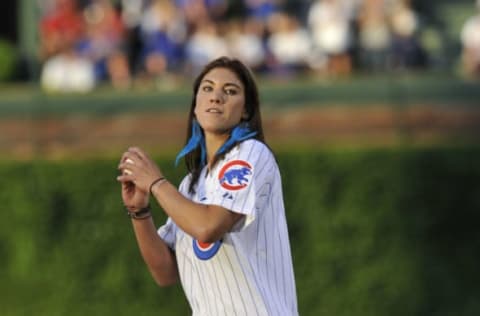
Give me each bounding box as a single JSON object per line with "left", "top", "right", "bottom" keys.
{"left": 158, "top": 140, "right": 298, "bottom": 316}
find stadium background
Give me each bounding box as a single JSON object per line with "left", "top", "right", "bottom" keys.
{"left": 0, "top": 1, "right": 479, "bottom": 315}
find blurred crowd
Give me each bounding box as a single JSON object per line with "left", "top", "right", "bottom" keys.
{"left": 461, "top": 0, "right": 480, "bottom": 79}
{"left": 37, "top": 0, "right": 480, "bottom": 92}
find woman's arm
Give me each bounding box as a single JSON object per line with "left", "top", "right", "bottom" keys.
{"left": 130, "top": 216, "right": 179, "bottom": 286}
{"left": 151, "top": 180, "right": 244, "bottom": 243}
{"left": 117, "top": 147, "right": 244, "bottom": 244}
{"left": 118, "top": 155, "right": 179, "bottom": 286}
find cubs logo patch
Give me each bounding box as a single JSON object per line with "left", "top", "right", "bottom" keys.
{"left": 218, "top": 160, "right": 253, "bottom": 191}
{"left": 193, "top": 239, "right": 222, "bottom": 260}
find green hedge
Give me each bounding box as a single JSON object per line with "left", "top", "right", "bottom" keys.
{"left": 1, "top": 147, "right": 479, "bottom": 316}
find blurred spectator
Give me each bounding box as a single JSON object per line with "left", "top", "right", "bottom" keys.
{"left": 185, "top": 19, "right": 229, "bottom": 75}
{"left": 39, "top": 0, "right": 85, "bottom": 61}
{"left": 120, "top": 0, "right": 148, "bottom": 73}
{"left": 138, "top": 0, "right": 187, "bottom": 82}
{"left": 203, "top": 0, "right": 229, "bottom": 21}
{"left": 40, "top": 44, "right": 96, "bottom": 93}
{"left": 266, "top": 12, "right": 312, "bottom": 75}
{"left": 357, "top": 0, "right": 391, "bottom": 72}
{"left": 176, "top": 0, "right": 228, "bottom": 30}
{"left": 121, "top": 0, "right": 147, "bottom": 28}
{"left": 307, "top": 0, "right": 354, "bottom": 76}
{"left": 34, "top": 0, "right": 455, "bottom": 91}
{"left": 244, "top": 0, "right": 281, "bottom": 21}
{"left": 224, "top": 17, "right": 267, "bottom": 72}
{"left": 79, "top": 0, "right": 131, "bottom": 89}
{"left": 39, "top": 0, "right": 95, "bottom": 92}
{"left": 460, "top": 0, "right": 480, "bottom": 78}
{"left": 389, "top": 0, "right": 428, "bottom": 70}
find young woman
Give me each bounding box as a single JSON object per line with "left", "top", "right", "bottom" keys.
{"left": 117, "top": 56, "right": 298, "bottom": 315}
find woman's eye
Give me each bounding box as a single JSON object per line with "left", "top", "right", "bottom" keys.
{"left": 202, "top": 85, "right": 213, "bottom": 92}
{"left": 225, "top": 89, "right": 237, "bottom": 95}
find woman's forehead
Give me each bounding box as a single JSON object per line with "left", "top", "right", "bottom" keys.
{"left": 202, "top": 67, "right": 243, "bottom": 86}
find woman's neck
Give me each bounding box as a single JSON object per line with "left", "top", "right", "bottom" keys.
{"left": 205, "top": 132, "right": 229, "bottom": 168}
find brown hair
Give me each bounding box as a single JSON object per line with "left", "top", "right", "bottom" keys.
{"left": 183, "top": 56, "right": 265, "bottom": 194}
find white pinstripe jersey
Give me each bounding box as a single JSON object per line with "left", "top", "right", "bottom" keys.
{"left": 158, "top": 139, "right": 298, "bottom": 316}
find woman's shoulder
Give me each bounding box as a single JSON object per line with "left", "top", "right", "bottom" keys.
{"left": 236, "top": 139, "right": 275, "bottom": 162}
{"left": 178, "top": 173, "right": 193, "bottom": 195}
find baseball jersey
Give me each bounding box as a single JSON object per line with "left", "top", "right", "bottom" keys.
{"left": 158, "top": 139, "right": 298, "bottom": 316}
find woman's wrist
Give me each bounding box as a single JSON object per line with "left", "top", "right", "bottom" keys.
{"left": 149, "top": 177, "right": 167, "bottom": 195}
{"left": 126, "top": 204, "right": 152, "bottom": 220}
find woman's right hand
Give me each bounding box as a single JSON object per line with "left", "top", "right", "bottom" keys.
{"left": 120, "top": 179, "right": 149, "bottom": 211}
{"left": 117, "top": 152, "right": 149, "bottom": 211}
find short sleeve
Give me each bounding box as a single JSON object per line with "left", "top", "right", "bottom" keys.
{"left": 157, "top": 217, "right": 178, "bottom": 250}
{"left": 209, "top": 140, "right": 276, "bottom": 231}
{"left": 156, "top": 174, "right": 191, "bottom": 249}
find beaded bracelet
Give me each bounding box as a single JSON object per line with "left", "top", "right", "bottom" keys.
{"left": 126, "top": 204, "right": 152, "bottom": 220}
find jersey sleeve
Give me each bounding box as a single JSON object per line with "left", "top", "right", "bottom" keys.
{"left": 157, "top": 174, "right": 191, "bottom": 250}
{"left": 210, "top": 140, "right": 276, "bottom": 231}
{"left": 157, "top": 217, "right": 178, "bottom": 250}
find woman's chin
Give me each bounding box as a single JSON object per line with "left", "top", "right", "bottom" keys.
{"left": 200, "top": 122, "right": 232, "bottom": 134}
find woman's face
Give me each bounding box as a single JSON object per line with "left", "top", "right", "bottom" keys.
{"left": 194, "top": 67, "right": 247, "bottom": 136}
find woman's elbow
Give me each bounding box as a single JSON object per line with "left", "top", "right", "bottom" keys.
{"left": 150, "top": 268, "right": 178, "bottom": 287}
{"left": 153, "top": 274, "right": 178, "bottom": 287}
{"left": 194, "top": 225, "right": 223, "bottom": 244}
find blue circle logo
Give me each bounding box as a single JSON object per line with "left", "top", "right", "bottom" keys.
{"left": 192, "top": 239, "right": 222, "bottom": 260}
{"left": 218, "top": 160, "right": 253, "bottom": 191}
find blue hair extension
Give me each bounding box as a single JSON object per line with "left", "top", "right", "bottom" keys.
{"left": 216, "top": 123, "right": 257, "bottom": 156}
{"left": 175, "top": 120, "right": 206, "bottom": 166}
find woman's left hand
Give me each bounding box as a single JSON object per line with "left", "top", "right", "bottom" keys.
{"left": 117, "top": 147, "right": 164, "bottom": 195}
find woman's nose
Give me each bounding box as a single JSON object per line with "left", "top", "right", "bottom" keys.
{"left": 210, "top": 90, "right": 223, "bottom": 103}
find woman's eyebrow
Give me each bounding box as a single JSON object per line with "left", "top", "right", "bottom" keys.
{"left": 200, "top": 79, "right": 214, "bottom": 85}
{"left": 201, "top": 79, "right": 241, "bottom": 89}
{"left": 224, "top": 82, "right": 242, "bottom": 89}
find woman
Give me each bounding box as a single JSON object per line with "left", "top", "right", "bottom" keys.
{"left": 117, "top": 56, "right": 298, "bottom": 315}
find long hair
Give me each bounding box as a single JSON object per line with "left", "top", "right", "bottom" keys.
{"left": 183, "top": 56, "right": 265, "bottom": 194}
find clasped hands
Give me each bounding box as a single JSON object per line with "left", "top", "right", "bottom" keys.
{"left": 117, "top": 147, "right": 164, "bottom": 211}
